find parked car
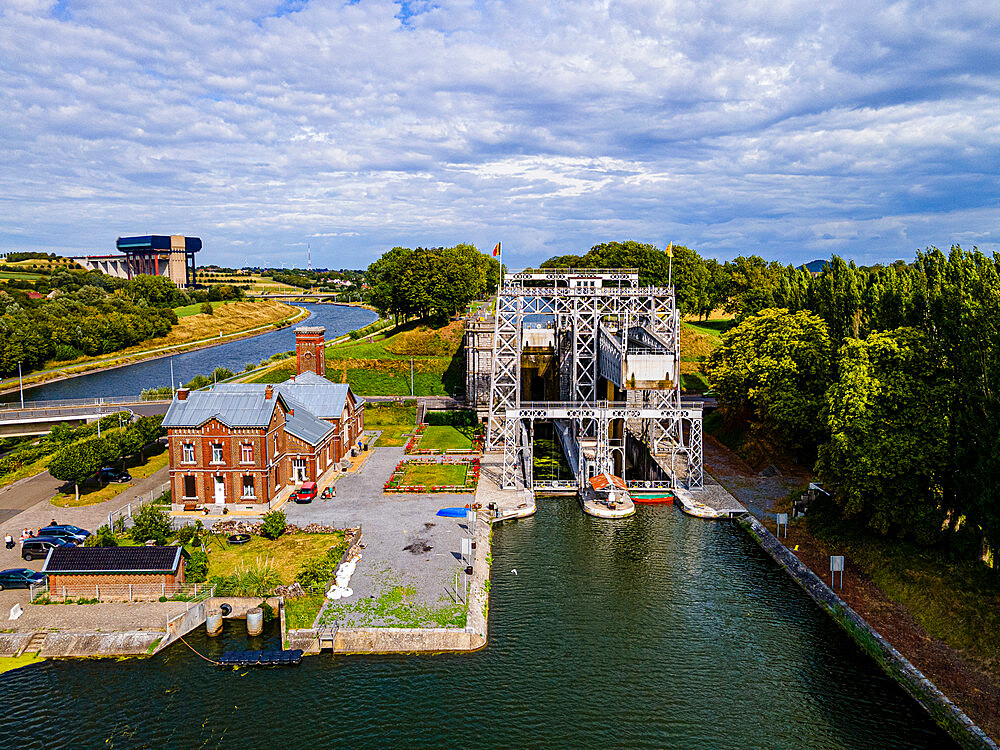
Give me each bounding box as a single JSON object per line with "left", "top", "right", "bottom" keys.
{"left": 21, "top": 537, "right": 75, "bottom": 562}
{"left": 294, "top": 481, "right": 317, "bottom": 504}
{"left": 38, "top": 526, "right": 89, "bottom": 544}
{"left": 98, "top": 467, "right": 131, "bottom": 483}
{"left": 39, "top": 524, "right": 90, "bottom": 540}
{"left": 0, "top": 568, "right": 46, "bottom": 590}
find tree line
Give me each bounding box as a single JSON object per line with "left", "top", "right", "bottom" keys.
{"left": 366, "top": 244, "right": 500, "bottom": 325}
{"left": 48, "top": 414, "right": 165, "bottom": 502}
{"left": 707, "top": 247, "right": 1000, "bottom": 568}
{"left": 0, "top": 270, "right": 244, "bottom": 378}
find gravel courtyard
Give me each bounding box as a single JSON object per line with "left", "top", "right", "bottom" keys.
{"left": 283, "top": 446, "right": 476, "bottom": 628}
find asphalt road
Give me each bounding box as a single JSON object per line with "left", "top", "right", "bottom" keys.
{"left": 0, "top": 471, "right": 63, "bottom": 526}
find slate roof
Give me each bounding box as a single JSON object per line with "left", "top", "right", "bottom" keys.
{"left": 284, "top": 409, "right": 334, "bottom": 445}
{"left": 42, "top": 546, "right": 182, "bottom": 574}
{"left": 162, "top": 374, "right": 358, "bottom": 447}
{"left": 162, "top": 389, "right": 287, "bottom": 429}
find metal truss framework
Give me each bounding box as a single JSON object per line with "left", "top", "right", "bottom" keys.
{"left": 485, "top": 269, "right": 703, "bottom": 491}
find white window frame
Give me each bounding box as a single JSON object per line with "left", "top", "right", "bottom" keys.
{"left": 240, "top": 443, "right": 253, "bottom": 464}
{"left": 181, "top": 443, "right": 195, "bottom": 464}
{"left": 241, "top": 475, "right": 256, "bottom": 498}
{"left": 211, "top": 443, "right": 224, "bottom": 464}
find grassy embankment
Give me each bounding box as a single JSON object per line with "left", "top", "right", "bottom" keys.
{"left": 244, "top": 318, "right": 464, "bottom": 397}
{"left": 50, "top": 444, "right": 169, "bottom": 508}
{"left": 12, "top": 300, "right": 300, "bottom": 389}
{"left": 418, "top": 425, "right": 474, "bottom": 451}
{"left": 679, "top": 313, "right": 732, "bottom": 393}
{"left": 795, "top": 499, "right": 1000, "bottom": 677}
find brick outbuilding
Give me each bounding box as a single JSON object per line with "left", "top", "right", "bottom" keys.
{"left": 42, "top": 546, "right": 185, "bottom": 601}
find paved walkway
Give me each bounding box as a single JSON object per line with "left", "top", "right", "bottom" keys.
{"left": 283, "top": 446, "right": 474, "bottom": 627}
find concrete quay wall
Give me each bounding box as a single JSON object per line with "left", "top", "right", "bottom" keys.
{"left": 738, "top": 513, "right": 997, "bottom": 750}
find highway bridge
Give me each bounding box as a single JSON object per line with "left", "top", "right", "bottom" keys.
{"left": 0, "top": 397, "right": 171, "bottom": 437}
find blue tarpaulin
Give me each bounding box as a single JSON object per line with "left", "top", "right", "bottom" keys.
{"left": 436, "top": 507, "right": 468, "bottom": 518}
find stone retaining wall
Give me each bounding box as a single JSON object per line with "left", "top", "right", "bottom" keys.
{"left": 738, "top": 513, "right": 997, "bottom": 750}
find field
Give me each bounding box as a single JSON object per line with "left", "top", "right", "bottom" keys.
{"left": 0, "top": 270, "right": 44, "bottom": 280}
{"left": 366, "top": 403, "right": 417, "bottom": 446}
{"left": 324, "top": 319, "right": 464, "bottom": 397}
{"left": 206, "top": 531, "right": 346, "bottom": 584}
{"left": 173, "top": 299, "right": 240, "bottom": 317}
{"left": 195, "top": 272, "right": 301, "bottom": 295}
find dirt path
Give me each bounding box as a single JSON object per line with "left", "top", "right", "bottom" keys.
{"left": 703, "top": 434, "right": 1000, "bottom": 743}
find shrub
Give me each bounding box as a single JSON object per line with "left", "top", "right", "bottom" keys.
{"left": 186, "top": 549, "right": 208, "bottom": 583}
{"left": 84, "top": 525, "right": 118, "bottom": 547}
{"left": 200, "top": 301, "right": 214, "bottom": 315}
{"left": 129, "top": 503, "right": 173, "bottom": 545}
{"left": 296, "top": 543, "right": 347, "bottom": 589}
{"left": 260, "top": 509, "right": 286, "bottom": 540}
{"left": 176, "top": 525, "right": 196, "bottom": 544}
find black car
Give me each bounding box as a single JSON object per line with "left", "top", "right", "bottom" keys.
{"left": 0, "top": 568, "right": 46, "bottom": 590}
{"left": 38, "top": 526, "right": 88, "bottom": 544}
{"left": 98, "top": 467, "right": 131, "bottom": 483}
{"left": 21, "top": 537, "right": 75, "bottom": 562}
{"left": 40, "top": 524, "right": 90, "bottom": 539}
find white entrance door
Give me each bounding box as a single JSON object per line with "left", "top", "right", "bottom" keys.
{"left": 214, "top": 476, "right": 225, "bottom": 504}
{"left": 293, "top": 459, "right": 307, "bottom": 483}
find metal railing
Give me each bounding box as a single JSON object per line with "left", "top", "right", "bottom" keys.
{"left": 108, "top": 482, "right": 171, "bottom": 532}
{"left": 0, "top": 396, "right": 170, "bottom": 412}
{"left": 34, "top": 581, "right": 213, "bottom": 603}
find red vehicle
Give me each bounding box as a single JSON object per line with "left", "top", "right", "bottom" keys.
{"left": 294, "top": 482, "right": 317, "bottom": 504}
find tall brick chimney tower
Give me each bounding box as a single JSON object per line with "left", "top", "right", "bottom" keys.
{"left": 295, "top": 326, "right": 326, "bottom": 377}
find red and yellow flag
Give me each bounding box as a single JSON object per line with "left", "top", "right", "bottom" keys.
{"left": 492, "top": 242, "right": 501, "bottom": 257}
{"left": 665, "top": 242, "right": 673, "bottom": 258}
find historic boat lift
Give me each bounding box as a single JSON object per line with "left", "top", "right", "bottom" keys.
{"left": 467, "top": 268, "right": 704, "bottom": 498}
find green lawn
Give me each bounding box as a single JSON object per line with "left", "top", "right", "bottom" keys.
{"left": 417, "top": 425, "right": 474, "bottom": 451}
{"left": 682, "top": 317, "right": 732, "bottom": 346}
{"left": 173, "top": 299, "right": 239, "bottom": 317}
{"left": 401, "top": 462, "right": 469, "bottom": 487}
{"left": 206, "top": 532, "right": 346, "bottom": 584}
{"left": 366, "top": 404, "right": 416, "bottom": 446}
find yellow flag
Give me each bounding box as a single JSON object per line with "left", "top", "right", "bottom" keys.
{"left": 665, "top": 242, "right": 673, "bottom": 257}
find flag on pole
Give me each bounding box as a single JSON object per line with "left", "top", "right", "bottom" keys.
{"left": 665, "top": 242, "right": 673, "bottom": 257}
{"left": 492, "top": 242, "right": 501, "bottom": 257}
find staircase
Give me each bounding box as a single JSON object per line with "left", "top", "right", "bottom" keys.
{"left": 17, "top": 631, "right": 47, "bottom": 656}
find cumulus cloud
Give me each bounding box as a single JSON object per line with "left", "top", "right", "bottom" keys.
{"left": 0, "top": 0, "right": 997, "bottom": 267}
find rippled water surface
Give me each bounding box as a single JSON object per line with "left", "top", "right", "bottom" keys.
{"left": 6, "top": 303, "right": 376, "bottom": 402}
{"left": 0, "top": 500, "right": 953, "bottom": 748}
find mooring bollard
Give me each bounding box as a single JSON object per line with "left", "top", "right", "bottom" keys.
{"left": 206, "top": 608, "right": 224, "bottom": 636}
{"left": 246, "top": 607, "right": 264, "bottom": 636}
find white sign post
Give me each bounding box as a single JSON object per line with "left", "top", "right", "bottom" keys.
{"left": 830, "top": 555, "right": 845, "bottom": 589}
{"left": 776, "top": 513, "right": 788, "bottom": 538}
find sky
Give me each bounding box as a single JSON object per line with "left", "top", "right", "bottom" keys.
{"left": 1, "top": 0, "right": 998, "bottom": 270}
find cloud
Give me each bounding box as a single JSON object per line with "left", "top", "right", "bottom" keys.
{"left": 0, "top": 0, "right": 997, "bottom": 268}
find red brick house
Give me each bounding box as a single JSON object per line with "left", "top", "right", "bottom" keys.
{"left": 163, "top": 327, "right": 364, "bottom": 509}
{"left": 42, "top": 546, "right": 185, "bottom": 601}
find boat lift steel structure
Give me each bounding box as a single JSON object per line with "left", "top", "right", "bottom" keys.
{"left": 485, "top": 268, "right": 703, "bottom": 491}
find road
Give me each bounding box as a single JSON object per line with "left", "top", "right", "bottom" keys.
{"left": 0, "top": 472, "right": 62, "bottom": 526}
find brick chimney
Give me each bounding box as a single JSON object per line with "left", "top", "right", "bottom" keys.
{"left": 265, "top": 385, "right": 274, "bottom": 400}
{"left": 295, "top": 326, "right": 326, "bottom": 377}
{"left": 176, "top": 387, "right": 190, "bottom": 401}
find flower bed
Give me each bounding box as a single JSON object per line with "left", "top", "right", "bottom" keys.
{"left": 384, "top": 457, "right": 481, "bottom": 493}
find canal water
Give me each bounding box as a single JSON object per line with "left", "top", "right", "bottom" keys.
{"left": 0, "top": 500, "right": 953, "bottom": 748}
{"left": 5, "top": 303, "right": 376, "bottom": 402}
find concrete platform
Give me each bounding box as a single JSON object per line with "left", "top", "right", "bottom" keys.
{"left": 475, "top": 451, "right": 536, "bottom": 523}
{"left": 674, "top": 475, "right": 746, "bottom": 519}
{"left": 580, "top": 493, "right": 635, "bottom": 519}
